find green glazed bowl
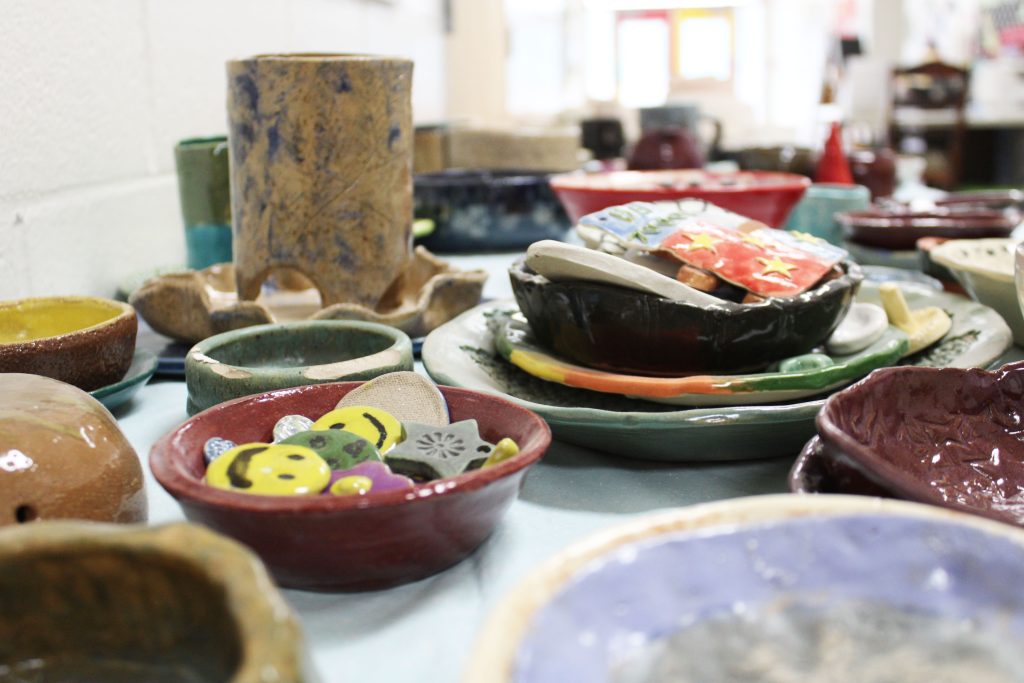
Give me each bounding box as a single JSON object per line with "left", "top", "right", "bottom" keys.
{"left": 186, "top": 321, "right": 413, "bottom": 414}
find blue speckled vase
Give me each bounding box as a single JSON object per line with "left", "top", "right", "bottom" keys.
{"left": 175, "top": 136, "right": 232, "bottom": 269}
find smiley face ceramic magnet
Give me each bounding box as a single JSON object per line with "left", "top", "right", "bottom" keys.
{"left": 205, "top": 443, "right": 331, "bottom": 496}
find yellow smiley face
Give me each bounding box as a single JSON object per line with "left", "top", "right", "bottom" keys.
{"left": 311, "top": 406, "right": 403, "bottom": 453}
{"left": 205, "top": 443, "right": 330, "bottom": 496}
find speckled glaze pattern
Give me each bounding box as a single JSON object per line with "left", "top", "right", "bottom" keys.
{"left": 414, "top": 170, "right": 570, "bottom": 252}
{"left": 0, "top": 374, "right": 147, "bottom": 525}
{"left": 0, "top": 297, "right": 136, "bottom": 391}
{"left": 509, "top": 259, "right": 863, "bottom": 375}
{"left": 0, "top": 522, "right": 315, "bottom": 682}
{"left": 227, "top": 54, "right": 413, "bottom": 308}
{"left": 818, "top": 361, "right": 1024, "bottom": 526}
{"left": 150, "top": 382, "right": 551, "bottom": 591}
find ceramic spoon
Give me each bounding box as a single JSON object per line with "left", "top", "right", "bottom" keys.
{"left": 525, "top": 240, "right": 722, "bottom": 307}
{"left": 879, "top": 283, "right": 952, "bottom": 355}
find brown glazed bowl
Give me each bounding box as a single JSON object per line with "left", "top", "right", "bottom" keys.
{"left": 0, "top": 522, "right": 314, "bottom": 682}
{"left": 817, "top": 361, "right": 1024, "bottom": 526}
{"left": 151, "top": 381, "right": 551, "bottom": 591}
{"left": 837, "top": 208, "right": 1017, "bottom": 251}
{"left": 509, "top": 258, "right": 862, "bottom": 376}
{"left": 0, "top": 296, "right": 136, "bottom": 391}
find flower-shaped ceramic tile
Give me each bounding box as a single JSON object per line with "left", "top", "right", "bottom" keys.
{"left": 385, "top": 420, "right": 492, "bottom": 480}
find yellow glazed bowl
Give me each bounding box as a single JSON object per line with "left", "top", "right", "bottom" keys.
{"left": 0, "top": 296, "right": 137, "bottom": 391}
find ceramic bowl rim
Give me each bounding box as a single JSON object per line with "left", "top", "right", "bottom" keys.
{"left": 415, "top": 169, "right": 554, "bottom": 188}
{"left": 835, "top": 209, "right": 1016, "bottom": 229}
{"left": 548, "top": 169, "right": 812, "bottom": 196}
{"left": 150, "top": 381, "right": 552, "bottom": 513}
{"left": 930, "top": 237, "right": 1016, "bottom": 284}
{"left": 0, "top": 296, "right": 135, "bottom": 347}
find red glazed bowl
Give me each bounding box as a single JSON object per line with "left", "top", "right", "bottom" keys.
{"left": 549, "top": 169, "right": 810, "bottom": 227}
{"left": 150, "top": 382, "right": 551, "bottom": 591}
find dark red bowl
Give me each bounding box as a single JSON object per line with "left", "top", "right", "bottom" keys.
{"left": 837, "top": 208, "right": 1017, "bottom": 250}
{"left": 150, "top": 382, "right": 551, "bottom": 591}
{"left": 549, "top": 169, "right": 810, "bottom": 227}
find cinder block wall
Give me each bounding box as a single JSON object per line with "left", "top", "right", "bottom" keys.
{"left": 0, "top": 0, "right": 447, "bottom": 299}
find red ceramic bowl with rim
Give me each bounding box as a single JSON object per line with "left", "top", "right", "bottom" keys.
{"left": 549, "top": 169, "right": 810, "bottom": 227}
{"left": 150, "top": 381, "right": 551, "bottom": 591}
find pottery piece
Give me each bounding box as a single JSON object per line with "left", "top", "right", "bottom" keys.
{"left": 935, "top": 189, "right": 1024, "bottom": 211}
{"left": 837, "top": 208, "right": 1017, "bottom": 250}
{"left": 384, "top": 420, "right": 493, "bottom": 480}
{"left": 336, "top": 371, "right": 449, "bottom": 427}
{"left": 282, "top": 429, "right": 382, "bottom": 470}
{"left": 735, "top": 145, "right": 815, "bottom": 176}
{"left": 272, "top": 414, "right": 314, "bottom": 443}
{"left": 175, "top": 136, "right": 232, "bottom": 269}
{"left": 467, "top": 495, "right": 1024, "bottom": 683}
{"left": 628, "top": 105, "right": 722, "bottom": 170}
{"left": 817, "top": 361, "right": 1024, "bottom": 526}
{"left": 311, "top": 405, "right": 403, "bottom": 453}
{"left": 150, "top": 381, "right": 552, "bottom": 590}
{"left": 0, "top": 296, "right": 136, "bottom": 391}
{"left": 848, "top": 146, "right": 897, "bottom": 199}
{"left": 879, "top": 282, "right": 952, "bottom": 355}
{"left": 825, "top": 303, "right": 888, "bottom": 355}
{"left": 445, "top": 127, "right": 581, "bottom": 173}
{"left": 0, "top": 374, "right": 147, "bottom": 525}
{"left": 814, "top": 122, "right": 854, "bottom": 184}
{"left": 493, "top": 311, "right": 907, "bottom": 406}
{"left": 928, "top": 238, "right": 1024, "bottom": 345}
{"left": 328, "top": 461, "right": 413, "bottom": 496}
{"left": 130, "top": 248, "right": 486, "bottom": 344}
{"left": 414, "top": 170, "right": 571, "bottom": 252}
{"left": 788, "top": 436, "right": 895, "bottom": 497}
{"left": 842, "top": 239, "right": 921, "bottom": 270}
{"left": 204, "top": 437, "right": 236, "bottom": 465}
{"left": 206, "top": 442, "right": 331, "bottom": 496}
{"left": 227, "top": 54, "right": 413, "bottom": 309}
{"left": 782, "top": 183, "right": 871, "bottom": 245}
{"left": 549, "top": 170, "right": 810, "bottom": 227}
{"left": 509, "top": 258, "right": 861, "bottom": 376}
{"left": 0, "top": 522, "right": 314, "bottom": 682}
{"left": 89, "top": 349, "right": 158, "bottom": 411}
{"left": 185, "top": 320, "right": 413, "bottom": 414}
{"left": 422, "top": 281, "right": 1011, "bottom": 461}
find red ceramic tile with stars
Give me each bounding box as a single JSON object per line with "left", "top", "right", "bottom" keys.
{"left": 659, "top": 222, "right": 839, "bottom": 297}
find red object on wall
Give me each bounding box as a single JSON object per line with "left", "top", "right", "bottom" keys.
{"left": 815, "top": 122, "right": 854, "bottom": 184}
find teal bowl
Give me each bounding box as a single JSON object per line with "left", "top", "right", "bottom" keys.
{"left": 185, "top": 321, "right": 413, "bottom": 414}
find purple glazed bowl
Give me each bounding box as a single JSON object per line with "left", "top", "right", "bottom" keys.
{"left": 151, "top": 381, "right": 551, "bottom": 591}
{"left": 837, "top": 208, "right": 1017, "bottom": 250}
{"left": 788, "top": 435, "right": 898, "bottom": 498}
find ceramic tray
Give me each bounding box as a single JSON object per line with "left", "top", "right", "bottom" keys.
{"left": 467, "top": 495, "right": 1024, "bottom": 683}
{"left": 423, "top": 281, "right": 1011, "bottom": 461}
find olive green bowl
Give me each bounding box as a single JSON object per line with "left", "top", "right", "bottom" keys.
{"left": 185, "top": 320, "right": 413, "bottom": 414}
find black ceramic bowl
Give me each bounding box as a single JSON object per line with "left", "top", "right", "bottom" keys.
{"left": 509, "top": 259, "right": 863, "bottom": 376}
{"left": 414, "top": 170, "right": 571, "bottom": 253}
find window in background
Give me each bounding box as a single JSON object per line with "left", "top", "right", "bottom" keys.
{"left": 675, "top": 9, "right": 733, "bottom": 84}
{"left": 617, "top": 11, "right": 672, "bottom": 107}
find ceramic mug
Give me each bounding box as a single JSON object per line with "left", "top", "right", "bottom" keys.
{"left": 175, "top": 136, "right": 232, "bottom": 270}
{"left": 783, "top": 183, "right": 871, "bottom": 245}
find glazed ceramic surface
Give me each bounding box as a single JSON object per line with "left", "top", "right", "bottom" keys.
{"left": 818, "top": 361, "right": 1024, "bottom": 526}
{"left": 0, "top": 374, "right": 147, "bottom": 525}
{"left": 175, "top": 136, "right": 232, "bottom": 270}
{"left": 549, "top": 169, "right": 810, "bottom": 227}
{"left": 422, "top": 282, "right": 1012, "bottom": 461}
{"left": 843, "top": 239, "right": 921, "bottom": 270}
{"left": 931, "top": 238, "right": 1023, "bottom": 344}
{"left": 510, "top": 258, "right": 862, "bottom": 375}
{"left": 789, "top": 436, "right": 895, "bottom": 497}
{"left": 185, "top": 320, "right": 413, "bottom": 414}
{"left": 414, "top": 170, "right": 571, "bottom": 252}
{"left": 150, "top": 382, "right": 551, "bottom": 590}
{"left": 467, "top": 495, "right": 1024, "bottom": 683}
{"left": 0, "top": 296, "right": 136, "bottom": 391}
{"left": 837, "top": 208, "right": 1017, "bottom": 250}
{"left": 90, "top": 349, "right": 158, "bottom": 411}
{"left": 0, "top": 522, "right": 314, "bottom": 682}
{"left": 781, "top": 183, "right": 871, "bottom": 245}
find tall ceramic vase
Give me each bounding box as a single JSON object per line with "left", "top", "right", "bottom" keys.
{"left": 226, "top": 54, "right": 414, "bottom": 308}
{"left": 175, "top": 136, "right": 232, "bottom": 270}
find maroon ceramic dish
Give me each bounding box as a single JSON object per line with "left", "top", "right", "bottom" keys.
{"left": 935, "top": 189, "right": 1024, "bottom": 212}
{"left": 549, "top": 170, "right": 810, "bottom": 227}
{"left": 816, "top": 362, "right": 1024, "bottom": 526}
{"left": 788, "top": 435, "right": 897, "bottom": 498}
{"left": 837, "top": 208, "right": 1017, "bottom": 250}
{"left": 150, "top": 382, "right": 551, "bottom": 591}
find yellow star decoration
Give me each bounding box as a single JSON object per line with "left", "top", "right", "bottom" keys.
{"left": 791, "top": 231, "right": 823, "bottom": 244}
{"left": 741, "top": 233, "right": 770, "bottom": 249}
{"left": 757, "top": 256, "right": 798, "bottom": 279}
{"left": 686, "top": 233, "right": 721, "bottom": 253}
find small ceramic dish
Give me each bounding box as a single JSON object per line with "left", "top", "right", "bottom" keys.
{"left": 509, "top": 258, "right": 862, "bottom": 376}
{"left": 817, "top": 360, "right": 1024, "bottom": 526}
{"left": 931, "top": 238, "right": 1024, "bottom": 344}
{"left": 789, "top": 435, "right": 897, "bottom": 497}
{"left": 467, "top": 494, "right": 1024, "bottom": 683}
{"left": 549, "top": 169, "right": 810, "bottom": 226}
{"left": 837, "top": 208, "right": 1017, "bottom": 250}
{"left": 0, "top": 522, "right": 314, "bottom": 682}
{"left": 186, "top": 320, "right": 413, "bottom": 414}
{"left": 151, "top": 381, "right": 551, "bottom": 591}
{"left": 414, "top": 170, "right": 571, "bottom": 252}
{"left": 935, "top": 189, "right": 1024, "bottom": 211}
{"left": 90, "top": 349, "right": 158, "bottom": 410}
{"left": 0, "top": 296, "right": 137, "bottom": 391}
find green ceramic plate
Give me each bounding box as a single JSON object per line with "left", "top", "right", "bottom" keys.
{"left": 422, "top": 282, "right": 1013, "bottom": 461}
{"left": 91, "top": 349, "right": 158, "bottom": 411}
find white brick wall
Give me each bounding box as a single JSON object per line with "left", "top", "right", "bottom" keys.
{"left": 0, "top": 0, "right": 448, "bottom": 299}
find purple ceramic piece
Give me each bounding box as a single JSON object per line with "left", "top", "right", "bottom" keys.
{"left": 788, "top": 436, "right": 897, "bottom": 497}
{"left": 327, "top": 461, "right": 413, "bottom": 495}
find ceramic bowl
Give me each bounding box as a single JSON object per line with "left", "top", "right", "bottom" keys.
{"left": 549, "top": 169, "right": 810, "bottom": 227}
{"left": 734, "top": 145, "right": 814, "bottom": 176}
{"left": 185, "top": 320, "right": 413, "bottom": 414}
{"left": 0, "top": 296, "right": 137, "bottom": 391}
{"left": 817, "top": 361, "right": 1024, "bottom": 526}
{"left": 788, "top": 435, "right": 897, "bottom": 497}
{"left": 509, "top": 258, "right": 862, "bottom": 376}
{"left": 0, "top": 522, "right": 314, "bottom": 682}
{"left": 468, "top": 494, "right": 1024, "bottom": 682}
{"left": 150, "top": 381, "right": 551, "bottom": 591}
{"left": 931, "top": 238, "right": 1024, "bottom": 344}
{"left": 935, "top": 189, "right": 1024, "bottom": 211}
{"left": 414, "top": 170, "right": 571, "bottom": 252}
{"left": 837, "top": 208, "right": 1017, "bottom": 250}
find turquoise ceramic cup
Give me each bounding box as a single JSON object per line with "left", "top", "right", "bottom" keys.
{"left": 783, "top": 183, "right": 871, "bottom": 245}
{"left": 175, "top": 136, "right": 232, "bottom": 270}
